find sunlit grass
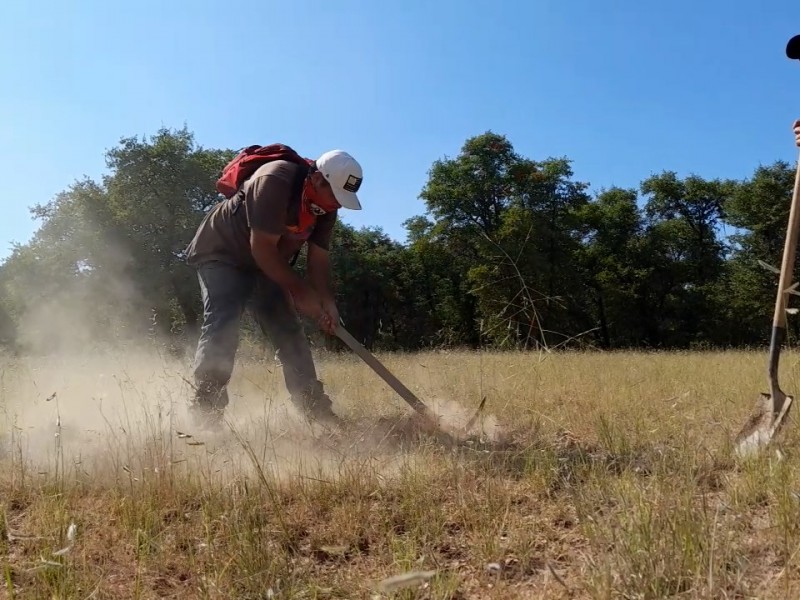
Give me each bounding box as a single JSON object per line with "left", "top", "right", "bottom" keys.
{"left": 2, "top": 347, "right": 800, "bottom": 598}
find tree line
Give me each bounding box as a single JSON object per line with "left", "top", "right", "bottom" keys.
{"left": 0, "top": 126, "right": 796, "bottom": 355}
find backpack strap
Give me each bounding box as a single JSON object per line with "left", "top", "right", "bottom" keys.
{"left": 288, "top": 163, "right": 311, "bottom": 269}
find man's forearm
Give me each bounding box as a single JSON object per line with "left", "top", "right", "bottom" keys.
{"left": 308, "top": 265, "right": 334, "bottom": 301}
{"left": 307, "top": 244, "right": 335, "bottom": 302}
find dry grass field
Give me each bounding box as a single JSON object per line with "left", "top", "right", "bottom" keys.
{"left": 3, "top": 346, "right": 800, "bottom": 598}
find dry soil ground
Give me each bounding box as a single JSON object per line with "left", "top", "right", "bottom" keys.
{"left": 2, "top": 346, "right": 800, "bottom": 599}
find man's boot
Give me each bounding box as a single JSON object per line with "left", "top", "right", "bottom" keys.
{"left": 291, "top": 380, "right": 343, "bottom": 428}
{"left": 189, "top": 381, "right": 228, "bottom": 431}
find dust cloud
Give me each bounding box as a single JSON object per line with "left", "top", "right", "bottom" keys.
{"left": 12, "top": 234, "right": 151, "bottom": 357}
{"left": 0, "top": 236, "right": 505, "bottom": 482}
{"left": 1, "top": 350, "right": 376, "bottom": 480}
{"left": 424, "top": 396, "right": 504, "bottom": 444}
{"left": 0, "top": 343, "right": 509, "bottom": 488}
{"left": 0, "top": 344, "right": 510, "bottom": 488}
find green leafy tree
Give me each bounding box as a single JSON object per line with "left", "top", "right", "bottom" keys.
{"left": 0, "top": 128, "right": 231, "bottom": 352}
{"left": 102, "top": 126, "right": 232, "bottom": 337}
{"left": 639, "top": 172, "right": 735, "bottom": 346}
{"left": 417, "top": 132, "right": 591, "bottom": 348}
{"left": 2, "top": 125, "right": 798, "bottom": 355}
{"left": 576, "top": 187, "right": 650, "bottom": 347}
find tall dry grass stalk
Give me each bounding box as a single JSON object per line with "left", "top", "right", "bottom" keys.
{"left": 2, "top": 347, "right": 800, "bottom": 598}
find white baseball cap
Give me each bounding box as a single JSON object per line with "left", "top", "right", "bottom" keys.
{"left": 315, "top": 150, "right": 363, "bottom": 210}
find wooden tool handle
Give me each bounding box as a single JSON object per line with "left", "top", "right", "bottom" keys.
{"left": 335, "top": 325, "right": 432, "bottom": 417}
{"left": 773, "top": 150, "right": 800, "bottom": 329}
{"left": 767, "top": 150, "right": 800, "bottom": 394}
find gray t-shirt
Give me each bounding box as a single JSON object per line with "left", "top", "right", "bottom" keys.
{"left": 185, "top": 160, "right": 337, "bottom": 269}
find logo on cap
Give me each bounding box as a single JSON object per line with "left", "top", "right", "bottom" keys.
{"left": 344, "top": 174, "right": 362, "bottom": 193}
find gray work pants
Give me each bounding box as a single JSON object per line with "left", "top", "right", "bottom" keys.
{"left": 190, "top": 260, "right": 330, "bottom": 414}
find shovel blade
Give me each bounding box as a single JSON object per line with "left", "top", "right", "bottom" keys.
{"left": 734, "top": 391, "right": 794, "bottom": 458}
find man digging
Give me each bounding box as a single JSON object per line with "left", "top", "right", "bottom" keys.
{"left": 183, "top": 146, "right": 364, "bottom": 430}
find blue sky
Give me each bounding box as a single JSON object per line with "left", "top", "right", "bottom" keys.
{"left": 1, "top": 0, "right": 799, "bottom": 262}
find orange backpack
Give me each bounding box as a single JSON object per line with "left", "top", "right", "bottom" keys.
{"left": 216, "top": 144, "right": 311, "bottom": 198}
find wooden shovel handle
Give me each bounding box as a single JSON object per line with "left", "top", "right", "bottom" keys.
{"left": 768, "top": 150, "right": 800, "bottom": 395}
{"left": 335, "top": 325, "right": 433, "bottom": 418}
{"left": 774, "top": 151, "right": 800, "bottom": 329}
